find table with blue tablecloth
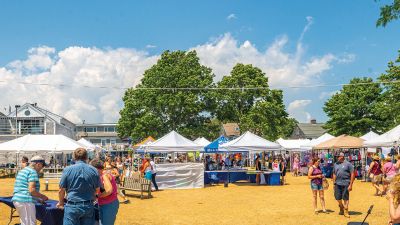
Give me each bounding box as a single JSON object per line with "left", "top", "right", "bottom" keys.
{"left": 204, "top": 170, "right": 282, "bottom": 185}
{"left": 0, "top": 196, "right": 64, "bottom": 225}
{"left": 0, "top": 196, "right": 99, "bottom": 225}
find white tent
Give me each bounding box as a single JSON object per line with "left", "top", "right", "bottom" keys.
{"left": 78, "top": 138, "right": 100, "bottom": 151}
{"left": 364, "top": 125, "right": 400, "bottom": 147}
{"left": 300, "top": 133, "right": 335, "bottom": 150}
{"left": 193, "top": 137, "right": 211, "bottom": 147}
{"left": 145, "top": 131, "right": 203, "bottom": 152}
{"left": 220, "top": 131, "right": 281, "bottom": 152}
{"left": 360, "top": 131, "right": 380, "bottom": 141}
{"left": 0, "top": 134, "right": 86, "bottom": 153}
{"left": 276, "top": 138, "right": 311, "bottom": 151}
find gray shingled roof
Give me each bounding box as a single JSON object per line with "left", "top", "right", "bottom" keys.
{"left": 297, "top": 123, "right": 326, "bottom": 139}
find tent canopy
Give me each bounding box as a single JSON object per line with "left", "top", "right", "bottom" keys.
{"left": 313, "top": 134, "right": 364, "bottom": 149}
{"left": 0, "top": 134, "right": 86, "bottom": 153}
{"left": 204, "top": 136, "right": 229, "bottom": 153}
{"left": 193, "top": 137, "right": 211, "bottom": 147}
{"left": 276, "top": 138, "right": 311, "bottom": 151}
{"left": 220, "top": 131, "right": 281, "bottom": 152}
{"left": 145, "top": 131, "right": 203, "bottom": 152}
{"left": 78, "top": 138, "right": 99, "bottom": 151}
{"left": 300, "top": 133, "right": 335, "bottom": 150}
{"left": 360, "top": 131, "right": 380, "bottom": 141}
{"left": 364, "top": 125, "right": 400, "bottom": 147}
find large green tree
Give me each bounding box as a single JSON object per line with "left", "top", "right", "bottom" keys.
{"left": 323, "top": 77, "right": 383, "bottom": 136}
{"left": 376, "top": 0, "right": 400, "bottom": 27}
{"left": 216, "top": 63, "right": 296, "bottom": 140}
{"left": 376, "top": 51, "right": 400, "bottom": 129}
{"left": 117, "top": 50, "right": 216, "bottom": 142}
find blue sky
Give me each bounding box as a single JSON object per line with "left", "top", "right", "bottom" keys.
{"left": 0, "top": 0, "right": 399, "bottom": 123}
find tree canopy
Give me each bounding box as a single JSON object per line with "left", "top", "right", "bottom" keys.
{"left": 117, "top": 54, "right": 296, "bottom": 142}
{"left": 117, "top": 50, "right": 216, "bottom": 142}
{"left": 323, "top": 77, "right": 383, "bottom": 136}
{"left": 376, "top": 0, "right": 400, "bottom": 27}
{"left": 215, "top": 63, "right": 296, "bottom": 140}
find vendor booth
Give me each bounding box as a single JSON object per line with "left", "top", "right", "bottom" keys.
{"left": 364, "top": 125, "right": 400, "bottom": 147}
{"left": 208, "top": 131, "right": 283, "bottom": 186}
{"left": 313, "top": 135, "right": 364, "bottom": 178}
{"left": 145, "top": 131, "right": 204, "bottom": 189}
{"left": 194, "top": 137, "right": 211, "bottom": 147}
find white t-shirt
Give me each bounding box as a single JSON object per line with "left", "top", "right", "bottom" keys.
{"left": 150, "top": 161, "right": 157, "bottom": 174}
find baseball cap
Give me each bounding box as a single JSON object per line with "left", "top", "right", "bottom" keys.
{"left": 31, "top": 156, "right": 47, "bottom": 166}
{"left": 338, "top": 152, "right": 345, "bottom": 157}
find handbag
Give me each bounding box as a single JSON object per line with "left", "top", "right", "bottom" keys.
{"left": 322, "top": 178, "right": 329, "bottom": 190}
{"left": 369, "top": 173, "right": 374, "bottom": 179}
{"left": 145, "top": 171, "right": 152, "bottom": 180}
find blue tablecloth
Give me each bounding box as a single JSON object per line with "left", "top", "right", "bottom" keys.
{"left": 0, "top": 196, "right": 99, "bottom": 225}
{"left": 204, "top": 171, "right": 281, "bottom": 185}
{"left": 0, "top": 196, "right": 64, "bottom": 225}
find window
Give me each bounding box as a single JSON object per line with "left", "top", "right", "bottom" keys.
{"left": 104, "top": 127, "right": 115, "bottom": 132}
{"left": 19, "top": 119, "right": 44, "bottom": 134}
{"left": 85, "top": 127, "right": 97, "bottom": 133}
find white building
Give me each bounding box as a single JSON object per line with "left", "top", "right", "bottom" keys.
{"left": 0, "top": 103, "right": 75, "bottom": 143}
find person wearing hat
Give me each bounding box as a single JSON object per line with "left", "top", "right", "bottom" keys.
{"left": 332, "top": 152, "right": 355, "bottom": 218}
{"left": 383, "top": 157, "right": 397, "bottom": 195}
{"left": 368, "top": 155, "right": 383, "bottom": 196}
{"left": 12, "top": 155, "right": 49, "bottom": 225}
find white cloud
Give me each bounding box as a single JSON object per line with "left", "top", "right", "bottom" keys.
{"left": 288, "top": 100, "right": 312, "bottom": 122}
{"left": 145, "top": 44, "right": 157, "bottom": 49}
{"left": 0, "top": 46, "right": 158, "bottom": 123}
{"left": 226, "top": 13, "right": 237, "bottom": 20}
{"left": 192, "top": 33, "right": 354, "bottom": 87}
{"left": 0, "top": 19, "right": 354, "bottom": 123}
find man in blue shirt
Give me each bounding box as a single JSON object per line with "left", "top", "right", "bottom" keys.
{"left": 57, "top": 148, "right": 101, "bottom": 225}
{"left": 333, "top": 152, "right": 355, "bottom": 218}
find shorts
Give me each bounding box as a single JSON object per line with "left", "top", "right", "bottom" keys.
{"left": 385, "top": 175, "right": 395, "bottom": 183}
{"left": 334, "top": 184, "right": 349, "bottom": 201}
{"left": 311, "top": 182, "right": 323, "bottom": 190}
{"left": 371, "top": 174, "right": 383, "bottom": 183}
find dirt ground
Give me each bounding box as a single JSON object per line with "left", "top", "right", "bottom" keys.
{"left": 0, "top": 175, "right": 389, "bottom": 225}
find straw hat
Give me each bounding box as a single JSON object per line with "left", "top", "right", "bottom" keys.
{"left": 373, "top": 155, "right": 380, "bottom": 161}
{"left": 386, "top": 157, "right": 392, "bottom": 162}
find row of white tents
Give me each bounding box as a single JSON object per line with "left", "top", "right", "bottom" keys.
{"left": 0, "top": 134, "right": 100, "bottom": 153}
{"left": 1, "top": 123, "right": 400, "bottom": 155}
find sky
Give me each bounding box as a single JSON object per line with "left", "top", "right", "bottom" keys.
{"left": 0, "top": 0, "right": 399, "bottom": 124}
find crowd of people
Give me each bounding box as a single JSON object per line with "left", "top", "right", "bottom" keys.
{"left": 11, "top": 148, "right": 160, "bottom": 225}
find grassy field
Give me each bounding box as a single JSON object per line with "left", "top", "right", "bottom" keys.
{"left": 0, "top": 175, "right": 389, "bottom": 225}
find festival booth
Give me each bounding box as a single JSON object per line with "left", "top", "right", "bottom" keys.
{"left": 0, "top": 134, "right": 87, "bottom": 173}
{"left": 313, "top": 135, "right": 364, "bottom": 178}
{"left": 207, "top": 131, "right": 283, "bottom": 185}
{"left": 276, "top": 138, "right": 311, "bottom": 173}
{"left": 298, "top": 133, "right": 335, "bottom": 175}
{"left": 364, "top": 125, "right": 400, "bottom": 148}
{"left": 145, "top": 131, "right": 204, "bottom": 189}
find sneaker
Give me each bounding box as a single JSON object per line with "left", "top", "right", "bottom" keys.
{"left": 339, "top": 206, "right": 344, "bottom": 215}
{"left": 121, "top": 199, "right": 130, "bottom": 204}
{"left": 344, "top": 208, "right": 350, "bottom": 218}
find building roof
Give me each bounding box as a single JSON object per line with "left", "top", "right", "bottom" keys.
{"left": 222, "top": 123, "right": 240, "bottom": 137}
{"left": 76, "top": 123, "right": 117, "bottom": 127}
{"left": 0, "top": 112, "right": 5, "bottom": 117}
{"left": 297, "top": 123, "right": 326, "bottom": 139}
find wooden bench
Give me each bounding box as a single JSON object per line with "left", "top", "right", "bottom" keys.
{"left": 119, "top": 173, "right": 152, "bottom": 199}
{"left": 43, "top": 173, "right": 62, "bottom": 191}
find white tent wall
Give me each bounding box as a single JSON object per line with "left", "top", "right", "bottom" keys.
{"left": 155, "top": 163, "right": 204, "bottom": 189}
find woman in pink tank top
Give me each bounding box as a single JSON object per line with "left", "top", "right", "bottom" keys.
{"left": 90, "top": 159, "right": 119, "bottom": 225}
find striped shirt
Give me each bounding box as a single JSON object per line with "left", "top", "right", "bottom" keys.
{"left": 12, "top": 167, "right": 40, "bottom": 203}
